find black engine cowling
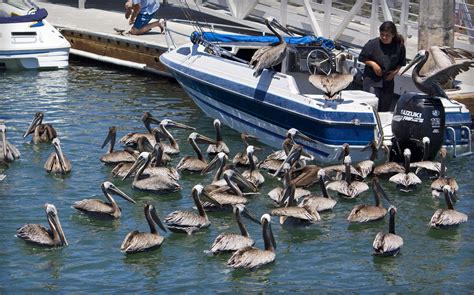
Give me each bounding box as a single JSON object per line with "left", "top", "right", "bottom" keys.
{"left": 391, "top": 93, "right": 445, "bottom": 162}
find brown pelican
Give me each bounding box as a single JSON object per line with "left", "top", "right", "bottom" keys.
{"left": 429, "top": 185, "right": 468, "bottom": 228}
{"left": 389, "top": 148, "right": 422, "bottom": 192}
{"left": 207, "top": 119, "right": 230, "bottom": 155}
{"left": 372, "top": 206, "right": 403, "bottom": 257}
{"left": 121, "top": 202, "right": 167, "bottom": 253}
{"left": 119, "top": 111, "right": 160, "bottom": 146}
{"left": 323, "top": 143, "right": 362, "bottom": 180}
{"left": 268, "top": 163, "right": 311, "bottom": 206}
{"left": 0, "top": 121, "right": 21, "bottom": 164}
{"left": 72, "top": 181, "right": 136, "bottom": 219}
{"left": 431, "top": 148, "right": 458, "bottom": 198}
{"left": 233, "top": 133, "right": 259, "bottom": 167}
{"left": 298, "top": 169, "right": 337, "bottom": 212}
{"left": 227, "top": 214, "right": 276, "bottom": 269}
{"left": 100, "top": 126, "right": 137, "bottom": 164}
{"left": 201, "top": 152, "right": 229, "bottom": 187}
{"left": 409, "top": 137, "right": 441, "bottom": 178}
{"left": 308, "top": 73, "right": 354, "bottom": 100}
{"left": 373, "top": 144, "right": 405, "bottom": 177}
{"left": 326, "top": 156, "right": 369, "bottom": 198}
{"left": 159, "top": 119, "right": 196, "bottom": 154}
{"left": 354, "top": 141, "right": 379, "bottom": 179}
{"left": 123, "top": 152, "right": 181, "bottom": 194}
{"left": 176, "top": 132, "right": 216, "bottom": 173}
{"left": 16, "top": 203, "right": 68, "bottom": 247}
{"left": 209, "top": 204, "right": 260, "bottom": 254}
{"left": 242, "top": 145, "right": 265, "bottom": 187}
{"left": 347, "top": 177, "right": 389, "bottom": 223}
{"left": 149, "top": 127, "right": 171, "bottom": 164}
{"left": 164, "top": 184, "right": 221, "bottom": 235}
{"left": 23, "top": 112, "right": 57, "bottom": 143}
{"left": 250, "top": 17, "right": 289, "bottom": 77}
{"left": 400, "top": 48, "right": 474, "bottom": 99}
{"left": 44, "top": 138, "right": 72, "bottom": 174}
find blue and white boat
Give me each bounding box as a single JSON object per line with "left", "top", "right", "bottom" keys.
{"left": 160, "top": 31, "right": 472, "bottom": 164}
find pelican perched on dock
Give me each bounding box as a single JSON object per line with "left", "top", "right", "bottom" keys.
{"left": 23, "top": 112, "right": 57, "bottom": 143}
{"left": 72, "top": 181, "right": 136, "bottom": 219}
{"left": 250, "top": 17, "right": 290, "bottom": 77}
{"left": 400, "top": 48, "right": 474, "bottom": 99}
{"left": 1, "top": 121, "right": 21, "bottom": 164}
{"left": 429, "top": 185, "right": 467, "bottom": 228}
{"left": 326, "top": 156, "right": 369, "bottom": 198}
{"left": 124, "top": 151, "right": 181, "bottom": 194}
{"left": 176, "top": 132, "right": 216, "bottom": 172}
{"left": 209, "top": 204, "right": 260, "bottom": 254}
{"left": 44, "top": 138, "right": 72, "bottom": 174}
{"left": 298, "top": 169, "right": 337, "bottom": 212}
{"left": 309, "top": 73, "right": 354, "bottom": 100}
{"left": 207, "top": 119, "right": 230, "bottom": 155}
{"left": 372, "top": 206, "right": 403, "bottom": 257}
{"left": 227, "top": 214, "right": 276, "bottom": 269}
{"left": 389, "top": 149, "right": 422, "bottom": 192}
{"left": 233, "top": 133, "right": 259, "bottom": 167}
{"left": 164, "top": 184, "right": 221, "bottom": 235}
{"left": 430, "top": 148, "right": 458, "bottom": 198}
{"left": 242, "top": 145, "right": 265, "bottom": 187}
{"left": 347, "top": 177, "right": 389, "bottom": 223}
{"left": 121, "top": 202, "right": 167, "bottom": 253}
{"left": 16, "top": 203, "right": 68, "bottom": 247}
{"left": 100, "top": 126, "right": 136, "bottom": 164}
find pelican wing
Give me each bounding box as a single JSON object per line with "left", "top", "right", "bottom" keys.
{"left": 72, "top": 199, "right": 113, "bottom": 214}
{"left": 356, "top": 160, "right": 374, "bottom": 179}
{"left": 373, "top": 232, "right": 403, "bottom": 254}
{"left": 121, "top": 231, "right": 164, "bottom": 253}
{"left": 425, "top": 61, "right": 474, "bottom": 87}
{"left": 16, "top": 224, "right": 53, "bottom": 246}
{"left": 211, "top": 233, "right": 255, "bottom": 254}
{"left": 326, "top": 180, "right": 369, "bottom": 198}
{"left": 439, "top": 46, "right": 473, "bottom": 60}
{"left": 164, "top": 210, "right": 207, "bottom": 228}
{"left": 374, "top": 162, "right": 405, "bottom": 175}
{"left": 299, "top": 195, "right": 337, "bottom": 212}
{"left": 389, "top": 172, "right": 422, "bottom": 187}
{"left": 430, "top": 209, "right": 468, "bottom": 227}
{"left": 309, "top": 73, "right": 353, "bottom": 98}
{"left": 411, "top": 161, "right": 441, "bottom": 173}
{"left": 228, "top": 246, "right": 276, "bottom": 269}
{"left": 270, "top": 206, "right": 320, "bottom": 223}
{"left": 431, "top": 177, "right": 459, "bottom": 192}
{"left": 347, "top": 205, "right": 387, "bottom": 222}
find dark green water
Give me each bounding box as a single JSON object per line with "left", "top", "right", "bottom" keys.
{"left": 1, "top": 60, "right": 473, "bottom": 293}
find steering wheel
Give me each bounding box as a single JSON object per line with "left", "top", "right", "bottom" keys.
{"left": 306, "top": 48, "right": 334, "bottom": 75}
{"left": 27, "top": 8, "right": 37, "bottom": 15}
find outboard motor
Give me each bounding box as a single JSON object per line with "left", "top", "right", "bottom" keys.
{"left": 391, "top": 93, "right": 445, "bottom": 162}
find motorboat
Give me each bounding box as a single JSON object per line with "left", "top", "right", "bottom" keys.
{"left": 160, "top": 28, "right": 472, "bottom": 164}
{"left": 0, "top": 0, "right": 70, "bottom": 70}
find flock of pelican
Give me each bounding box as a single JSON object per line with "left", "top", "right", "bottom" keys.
{"left": 2, "top": 111, "right": 469, "bottom": 271}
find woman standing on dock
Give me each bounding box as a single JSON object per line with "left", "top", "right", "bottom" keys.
{"left": 125, "top": 0, "right": 164, "bottom": 35}
{"left": 359, "top": 21, "right": 406, "bottom": 112}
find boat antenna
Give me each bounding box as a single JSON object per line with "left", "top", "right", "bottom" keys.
{"left": 177, "top": 0, "right": 216, "bottom": 35}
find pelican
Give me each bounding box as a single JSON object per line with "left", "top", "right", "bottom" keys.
{"left": 372, "top": 206, "right": 403, "bottom": 257}
{"left": 100, "top": 126, "right": 137, "bottom": 164}
{"left": 149, "top": 127, "right": 171, "bottom": 164}
{"left": 400, "top": 48, "right": 474, "bottom": 99}
{"left": 207, "top": 119, "right": 230, "bottom": 155}
{"left": 176, "top": 132, "right": 216, "bottom": 173}
{"left": 431, "top": 147, "right": 458, "bottom": 198}
{"left": 429, "top": 185, "right": 468, "bottom": 228}
{"left": 23, "top": 112, "right": 57, "bottom": 143}
{"left": 250, "top": 17, "right": 289, "bottom": 77}
{"left": 354, "top": 141, "right": 379, "bottom": 179}
{"left": 119, "top": 111, "right": 160, "bottom": 146}
{"left": 201, "top": 152, "right": 229, "bottom": 187}
{"left": 389, "top": 148, "right": 422, "bottom": 192}
{"left": 410, "top": 137, "right": 441, "bottom": 178}
{"left": 209, "top": 204, "right": 260, "bottom": 254}
{"left": 44, "top": 138, "right": 72, "bottom": 174}
{"left": 308, "top": 73, "right": 354, "bottom": 100}
{"left": 298, "top": 169, "right": 337, "bottom": 212}
{"left": 242, "top": 145, "right": 265, "bottom": 187}
{"left": 123, "top": 152, "right": 181, "bottom": 194}
{"left": 164, "top": 184, "right": 221, "bottom": 235}
{"left": 121, "top": 202, "right": 167, "bottom": 253}
{"left": 323, "top": 143, "right": 362, "bottom": 180}
{"left": 73, "top": 181, "right": 135, "bottom": 219}
{"left": 347, "top": 177, "right": 389, "bottom": 223}
{"left": 268, "top": 163, "right": 311, "bottom": 206}
{"left": 159, "top": 119, "right": 196, "bottom": 154}
{"left": 227, "top": 214, "right": 276, "bottom": 269}
{"left": 0, "top": 121, "right": 21, "bottom": 164}
{"left": 16, "top": 203, "right": 68, "bottom": 247}
{"left": 233, "top": 133, "right": 259, "bottom": 167}
{"left": 326, "top": 156, "right": 369, "bottom": 198}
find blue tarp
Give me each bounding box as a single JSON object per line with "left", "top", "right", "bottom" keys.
{"left": 0, "top": 8, "right": 48, "bottom": 24}
{"left": 191, "top": 31, "right": 335, "bottom": 51}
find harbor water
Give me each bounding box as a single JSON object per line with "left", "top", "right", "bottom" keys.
{"left": 1, "top": 59, "right": 473, "bottom": 293}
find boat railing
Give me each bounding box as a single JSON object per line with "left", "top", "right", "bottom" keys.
{"left": 446, "top": 125, "right": 474, "bottom": 157}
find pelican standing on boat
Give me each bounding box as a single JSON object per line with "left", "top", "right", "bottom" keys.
{"left": 0, "top": 121, "right": 21, "bottom": 164}
{"left": 372, "top": 206, "right": 403, "bottom": 257}
{"left": 23, "top": 112, "right": 57, "bottom": 143}
{"left": 176, "top": 132, "right": 216, "bottom": 173}
{"left": 347, "top": 177, "right": 389, "bottom": 223}
{"left": 429, "top": 185, "right": 467, "bottom": 228}
{"left": 72, "top": 181, "right": 136, "bottom": 219}
{"left": 44, "top": 138, "right": 72, "bottom": 174}
{"left": 209, "top": 204, "right": 260, "bottom": 254}
{"left": 121, "top": 202, "right": 167, "bottom": 253}
{"left": 16, "top": 203, "right": 68, "bottom": 247}
{"left": 389, "top": 148, "right": 422, "bottom": 192}
{"left": 326, "top": 156, "right": 369, "bottom": 198}
{"left": 100, "top": 126, "right": 136, "bottom": 164}
{"left": 207, "top": 119, "right": 230, "bottom": 155}
{"left": 164, "top": 184, "right": 221, "bottom": 235}
{"left": 227, "top": 214, "right": 276, "bottom": 269}
{"left": 308, "top": 72, "right": 354, "bottom": 100}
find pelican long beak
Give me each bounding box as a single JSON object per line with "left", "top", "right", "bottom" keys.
{"left": 149, "top": 205, "right": 167, "bottom": 232}
{"left": 46, "top": 206, "right": 68, "bottom": 246}
{"left": 122, "top": 153, "right": 148, "bottom": 180}
{"left": 400, "top": 54, "right": 423, "bottom": 76}
{"left": 52, "top": 139, "right": 67, "bottom": 173}
{"left": 372, "top": 177, "right": 391, "bottom": 203}
{"left": 101, "top": 126, "right": 116, "bottom": 149}
{"left": 108, "top": 183, "right": 136, "bottom": 204}
{"left": 194, "top": 133, "right": 216, "bottom": 145}
{"left": 201, "top": 153, "right": 222, "bottom": 175}
{"left": 269, "top": 18, "right": 294, "bottom": 36}
{"left": 164, "top": 120, "right": 196, "bottom": 131}
{"left": 241, "top": 207, "right": 261, "bottom": 225}
{"left": 23, "top": 113, "right": 42, "bottom": 138}
{"left": 229, "top": 170, "right": 258, "bottom": 192}
{"left": 201, "top": 191, "right": 222, "bottom": 207}
{"left": 273, "top": 145, "right": 302, "bottom": 177}
{"left": 142, "top": 112, "right": 160, "bottom": 132}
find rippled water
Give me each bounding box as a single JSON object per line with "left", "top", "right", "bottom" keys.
{"left": 1, "top": 60, "right": 473, "bottom": 293}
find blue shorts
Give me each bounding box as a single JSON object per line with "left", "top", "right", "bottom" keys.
{"left": 133, "top": 11, "right": 156, "bottom": 29}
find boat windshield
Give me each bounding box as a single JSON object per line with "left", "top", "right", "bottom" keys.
{"left": 3, "top": 0, "right": 36, "bottom": 11}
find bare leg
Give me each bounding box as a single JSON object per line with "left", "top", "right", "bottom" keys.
{"left": 130, "top": 20, "right": 163, "bottom": 35}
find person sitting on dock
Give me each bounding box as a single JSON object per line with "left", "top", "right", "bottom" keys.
{"left": 125, "top": 0, "right": 164, "bottom": 35}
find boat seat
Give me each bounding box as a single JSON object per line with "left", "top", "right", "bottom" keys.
{"left": 339, "top": 90, "right": 379, "bottom": 109}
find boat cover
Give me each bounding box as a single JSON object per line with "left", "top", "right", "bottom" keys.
{"left": 0, "top": 8, "right": 47, "bottom": 24}
{"left": 191, "top": 31, "right": 335, "bottom": 51}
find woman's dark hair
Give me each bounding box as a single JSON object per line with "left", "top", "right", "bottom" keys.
{"left": 379, "top": 21, "right": 404, "bottom": 45}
